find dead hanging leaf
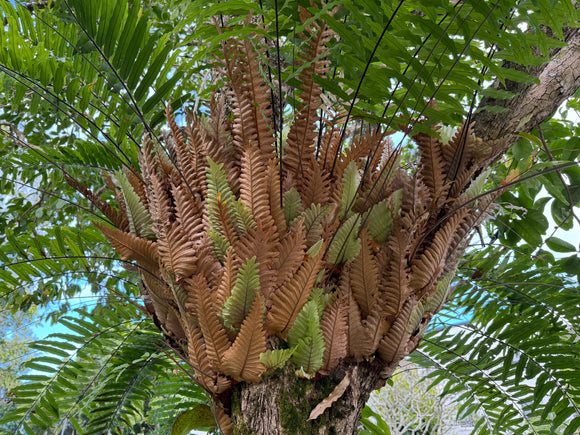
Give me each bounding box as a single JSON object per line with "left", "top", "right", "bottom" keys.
{"left": 308, "top": 374, "right": 351, "bottom": 421}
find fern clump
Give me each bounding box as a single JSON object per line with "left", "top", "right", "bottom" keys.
{"left": 69, "top": 6, "right": 511, "bottom": 432}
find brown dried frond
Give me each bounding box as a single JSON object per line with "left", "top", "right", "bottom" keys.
{"left": 379, "top": 231, "right": 411, "bottom": 320}
{"left": 171, "top": 183, "right": 205, "bottom": 246}
{"left": 274, "top": 220, "right": 307, "bottom": 289}
{"left": 338, "top": 130, "right": 384, "bottom": 178}
{"left": 216, "top": 248, "right": 238, "bottom": 307}
{"left": 284, "top": 7, "right": 334, "bottom": 182}
{"left": 347, "top": 297, "right": 365, "bottom": 361}
{"left": 448, "top": 163, "right": 479, "bottom": 199}
{"left": 234, "top": 224, "right": 280, "bottom": 302}
{"left": 156, "top": 223, "right": 198, "bottom": 281}
{"left": 356, "top": 154, "right": 400, "bottom": 213}
{"left": 267, "top": 250, "right": 324, "bottom": 339}
{"left": 142, "top": 274, "right": 186, "bottom": 342}
{"left": 138, "top": 136, "right": 156, "bottom": 183}
{"left": 211, "top": 196, "right": 239, "bottom": 248}
{"left": 166, "top": 104, "right": 186, "bottom": 163}
{"left": 206, "top": 91, "right": 229, "bottom": 155}
{"left": 184, "top": 110, "right": 209, "bottom": 196}
{"left": 217, "top": 39, "right": 259, "bottom": 155}
{"left": 191, "top": 275, "right": 232, "bottom": 370}
{"left": 215, "top": 405, "right": 234, "bottom": 435}
{"left": 240, "top": 145, "right": 276, "bottom": 229}
{"left": 414, "top": 127, "right": 448, "bottom": 207}
{"left": 398, "top": 175, "right": 430, "bottom": 251}
{"left": 442, "top": 120, "right": 476, "bottom": 182}
{"left": 350, "top": 228, "right": 379, "bottom": 319}
{"left": 187, "top": 324, "right": 218, "bottom": 393}
{"left": 147, "top": 166, "right": 174, "bottom": 225}
{"left": 319, "top": 124, "right": 341, "bottom": 172}
{"left": 377, "top": 298, "right": 415, "bottom": 364}
{"left": 196, "top": 235, "right": 223, "bottom": 288}
{"left": 320, "top": 296, "right": 348, "bottom": 372}
{"left": 238, "top": 37, "right": 276, "bottom": 156}
{"left": 221, "top": 292, "right": 267, "bottom": 383}
{"left": 349, "top": 295, "right": 388, "bottom": 360}
{"left": 301, "top": 159, "right": 331, "bottom": 207}
{"left": 65, "top": 175, "right": 129, "bottom": 231}
{"left": 166, "top": 104, "right": 205, "bottom": 198}
{"left": 444, "top": 189, "right": 503, "bottom": 271}
{"left": 267, "top": 160, "right": 287, "bottom": 236}
{"left": 125, "top": 168, "right": 149, "bottom": 208}
{"left": 409, "top": 208, "right": 469, "bottom": 298}
{"left": 96, "top": 223, "right": 159, "bottom": 274}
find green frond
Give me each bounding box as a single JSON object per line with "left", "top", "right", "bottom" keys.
{"left": 308, "top": 287, "right": 334, "bottom": 317}
{"left": 259, "top": 348, "right": 295, "bottom": 370}
{"left": 208, "top": 228, "right": 231, "bottom": 262}
{"left": 366, "top": 199, "right": 393, "bottom": 245}
{"left": 206, "top": 158, "right": 253, "bottom": 235}
{"left": 1, "top": 305, "right": 201, "bottom": 434}
{"left": 462, "top": 168, "right": 492, "bottom": 203}
{"left": 206, "top": 158, "right": 236, "bottom": 230}
{"left": 299, "top": 203, "right": 329, "bottom": 247}
{"left": 306, "top": 239, "right": 324, "bottom": 258}
{"left": 284, "top": 188, "right": 304, "bottom": 225}
{"left": 232, "top": 198, "right": 256, "bottom": 233}
{"left": 221, "top": 257, "right": 261, "bottom": 332}
{"left": 115, "top": 170, "right": 155, "bottom": 240}
{"left": 424, "top": 269, "right": 455, "bottom": 314}
{"left": 340, "top": 161, "right": 360, "bottom": 218}
{"left": 288, "top": 300, "right": 325, "bottom": 377}
{"left": 171, "top": 405, "right": 217, "bottom": 435}
{"left": 327, "top": 214, "right": 361, "bottom": 264}
{"left": 406, "top": 301, "right": 425, "bottom": 335}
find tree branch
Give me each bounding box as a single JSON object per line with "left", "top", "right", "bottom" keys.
{"left": 473, "top": 27, "right": 580, "bottom": 148}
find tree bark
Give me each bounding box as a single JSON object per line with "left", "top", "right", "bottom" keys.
{"left": 228, "top": 361, "right": 395, "bottom": 434}
{"left": 472, "top": 26, "right": 580, "bottom": 148}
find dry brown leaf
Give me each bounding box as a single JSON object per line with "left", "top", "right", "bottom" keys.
{"left": 350, "top": 228, "right": 379, "bottom": 318}
{"left": 320, "top": 296, "right": 348, "bottom": 372}
{"left": 308, "top": 374, "right": 350, "bottom": 420}
{"left": 267, "top": 251, "right": 323, "bottom": 338}
{"left": 221, "top": 292, "right": 267, "bottom": 383}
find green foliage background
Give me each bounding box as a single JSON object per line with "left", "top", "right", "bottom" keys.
{"left": 0, "top": 0, "right": 578, "bottom": 433}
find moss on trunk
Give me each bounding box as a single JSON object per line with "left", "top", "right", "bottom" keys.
{"left": 229, "top": 361, "right": 394, "bottom": 434}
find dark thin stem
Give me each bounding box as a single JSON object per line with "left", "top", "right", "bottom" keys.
{"left": 275, "top": 0, "right": 284, "bottom": 206}
{"left": 62, "top": 0, "right": 156, "bottom": 144}
{"left": 4, "top": 255, "right": 165, "bottom": 283}
{"left": 537, "top": 125, "right": 580, "bottom": 226}
{"left": 329, "top": 0, "right": 407, "bottom": 179}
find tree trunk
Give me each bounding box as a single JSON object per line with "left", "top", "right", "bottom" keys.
{"left": 229, "top": 361, "right": 394, "bottom": 434}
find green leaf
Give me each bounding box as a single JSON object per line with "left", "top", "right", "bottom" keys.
{"left": 288, "top": 300, "right": 325, "bottom": 377}
{"left": 360, "top": 406, "right": 391, "bottom": 435}
{"left": 171, "top": 405, "right": 217, "bottom": 435}
{"left": 340, "top": 161, "right": 360, "bottom": 218}
{"left": 546, "top": 236, "right": 576, "bottom": 253}
{"left": 221, "top": 257, "right": 261, "bottom": 331}
{"left": 259, "top": 348, "right": 295, "bottom": 370}
{"left": 115, "top": 170, "right": 155, "bottom": 240}
{"left": 327, "top": 214, "right": 361, "bottom": 264}
{"left": 284, "top": 188, "right": 304, "bottom": 225}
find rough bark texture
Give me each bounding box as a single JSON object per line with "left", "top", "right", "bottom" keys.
{"left": 229, "top": 361, "right": 395, "bottom": 434}
{"left": 473, "top": 26, "right": 580, "bottom": 148}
